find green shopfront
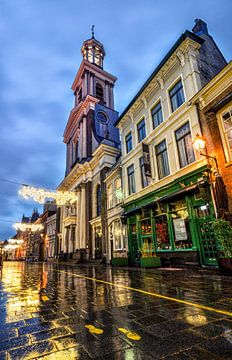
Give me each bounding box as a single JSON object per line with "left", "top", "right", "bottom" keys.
{"left": 125, "top": 166, "right": 218, "bottom": 267}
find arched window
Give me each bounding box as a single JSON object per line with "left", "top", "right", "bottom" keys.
{"left": 96, "top": 185, "right": 101, "bottom": 217}
{"left": 96, "top": 83, "right": 104, "bottom": 102}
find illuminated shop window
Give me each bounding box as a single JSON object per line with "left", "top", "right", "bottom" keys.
{"left": 170, "top": 199, "right": 193, "bottom": 249}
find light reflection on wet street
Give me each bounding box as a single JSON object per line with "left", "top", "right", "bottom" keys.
{"left": 0, "top": 262, "right": 232, "bottom": 359}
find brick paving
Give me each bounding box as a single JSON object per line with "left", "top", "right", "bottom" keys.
{"left": 0, "top": 261, "right": 232, "bottom": 359}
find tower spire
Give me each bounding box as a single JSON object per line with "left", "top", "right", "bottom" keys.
{"left": 91, "top": 24, "right": 95, "bottom": 39}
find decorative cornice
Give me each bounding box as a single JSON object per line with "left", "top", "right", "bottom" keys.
{"left": 63, "top": 95, "right": 99, "bottom": 143}
{"left": 116, "top": 35, "right": 202, "bottom": 126}
{"left": 72, "top": 60, "right": 117, "bottom": 93}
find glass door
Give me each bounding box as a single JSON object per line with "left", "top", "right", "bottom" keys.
{"left": 195, "top": 205, "right": 217, "bottom": 266}
{"left": 128, "top": 224, "right": 139, "bottom": 265}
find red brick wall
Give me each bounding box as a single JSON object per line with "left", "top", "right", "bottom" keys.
{"left": 200, "top": 86, "right": 232, "bottom": 214}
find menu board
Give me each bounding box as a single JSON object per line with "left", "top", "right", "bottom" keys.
{"left": 173, "top": 218, "right": 188, "bottom": 241}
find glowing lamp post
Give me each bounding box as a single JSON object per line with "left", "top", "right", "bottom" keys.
{"left": 193, "top": 133, "right": 218, "bottom": 172}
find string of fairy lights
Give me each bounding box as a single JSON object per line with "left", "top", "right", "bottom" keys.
{"left": 0, "top": 176, "right": 78, "bottom": 237}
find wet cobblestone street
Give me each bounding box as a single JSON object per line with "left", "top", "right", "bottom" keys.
{"left": 0, "top": 262, "right": 232, "bottom": 359}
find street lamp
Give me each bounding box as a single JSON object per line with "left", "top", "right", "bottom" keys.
{"left": 193, "top": 133, "right": 219, "bottom": 172}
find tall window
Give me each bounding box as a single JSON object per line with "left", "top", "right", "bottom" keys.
{"left": 107, "top": 184, "right": 113, "bottom": 209}
{"left": 78, "top": 87, "right": 82, "bottom": 103}
{"left": 221, "top": 109, "right": 232, "bottom": 161}
{"left": 137, "top": 118, "right": 146, "bottom": 142}
{"left": 151, "top": 101, "right": 163, "bottom": 128}
{"left": 169, "top": 80, "right": 185, "bottom": 112}
{"left": 114, "top": 220, "right": 123, "bottom": 250}
{"left": 175, "top": 122, "right": 195, "bottom": 168}
{"left": 96, "top": 83, "right": 104, "bottom": 101}
{"left": 75, "top": 141, "right": 78, "bottom": 161}
{"left": 125, "top": 132, "right": 133, "bottom": 153}
{"left": 115, "top": 178, "right": 122, "bottom": 204}
{"left": 96, "top": 185, "right": 101, "bottom": 216}
{"left": 127, "top": 164, "right": 135, "bottom": 195}
{"left": 155, "top": 140, "right": 170, "bottom": 179}
{"left": 139, "top": 157, "right": 148, "bottom": 188}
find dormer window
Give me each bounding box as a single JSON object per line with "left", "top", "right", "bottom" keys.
{"left": 96, "top": 83, "right": 104, "bottom": 102}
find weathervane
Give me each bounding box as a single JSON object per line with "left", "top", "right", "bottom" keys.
{"left": 91, "top": 24, "right": 95, "bottom": 38}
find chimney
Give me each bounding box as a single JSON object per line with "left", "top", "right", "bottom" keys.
{"left": 192, "top": 19, "right": 208, "bottom": 36}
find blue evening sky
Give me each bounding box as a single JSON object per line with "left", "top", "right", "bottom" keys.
{"left": 0, "top": 0, "right": 231, "bottom": 239}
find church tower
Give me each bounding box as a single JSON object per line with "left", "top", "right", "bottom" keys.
{"left": 59, "top": 29, "right": 120, "bottom": 262}
{"left": 64, "top": 27, "right": 119, "bottom": 175}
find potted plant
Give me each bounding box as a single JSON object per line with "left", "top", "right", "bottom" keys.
{"left": 212, "top": 219, "right": 232, "bottom": 274}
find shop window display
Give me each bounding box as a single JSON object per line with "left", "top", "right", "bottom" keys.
{"left": 155, "top": 214, "right": 171, "bottom": 250}
{"left": 170, "top": 199, "right": 193, "bottom": 249}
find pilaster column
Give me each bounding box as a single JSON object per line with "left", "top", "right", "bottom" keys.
{"left": 92, "top": 226, "right": 95, "bottom": 259}
{"left": 82, "top": 116, "right": 87, "bottom": 158}
{"left": 105, "top": 81, "right": 109, "bottom": 107}
{"left": 110, "top": 84, "right": 114, "bottom": 109}
{"left": 90, "top": 73, "right": 94, "bottom": 96}
{"left": 76, "top": 190, "right": 81, "bottom": 249}
{"left": 80, "top": 183, "right": 86, "bottom": 249}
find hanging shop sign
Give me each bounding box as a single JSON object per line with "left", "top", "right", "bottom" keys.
{"left": 142, "top": 143, "right": 152, "bottom": 178}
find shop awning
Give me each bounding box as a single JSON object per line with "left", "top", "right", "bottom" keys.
{"left": 123, "top": 182, "right": 203, "bottom": 216}
{"left": 158, "top": 183, "right": 199, "bottom": 203}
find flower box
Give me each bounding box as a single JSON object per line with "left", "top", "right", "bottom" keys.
{"left": 140, "top": 257, "right": 161, "bottom": 268}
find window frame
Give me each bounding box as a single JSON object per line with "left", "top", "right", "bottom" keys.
{"left": 137, "top": 117, "right": 146, "bottom": 143}
{"left": 175, "top": 121, "right": 196, "bottom": 168}
{"left": 155, "top": 139, "right": 170, "bottom": 179}
{"left": 127, "top": 164, "right": 136, "bottom": 195}
{"left": 125, "top": 131, "right": 133, "bottom": 153}
{"left": 168, "top": 77, "right": 185, "bottom": 113}
{"left": 217, "top": 105, "right": 232, "bottom": 163}
{"left": 151, "top": 100, "right": 163, "bottom": 129}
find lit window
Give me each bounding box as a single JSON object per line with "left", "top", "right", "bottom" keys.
{"left": 107, "top": 184, "right": 113, "bottom": 209}
{"left": 221, "top": 109, "right": 232, "bottom": 161}
{"left": 114, "top": 220, "right": 123, "bottom": 250}
{"left": 127, "top": 164, "right": 135, "bottom": 195}
{"left": 155, "top": 140, "right": 170, "bottom": 179}
{"left": 115, "top": 178, "right": 122, "bottom": 204}
{"left": 137, "top": 118, "right": 146, "bottom": 142}
{"left": 151, "top": 101, "right": 163, "bottom": 128}
{"left": 169, "top": 80, "right": 185, "bottom": 112}
{"left": 125, "top": 132, "right": 133, "bottom": 153}
{"left": 175, "top": 122, "right": 195, "bottom": 168}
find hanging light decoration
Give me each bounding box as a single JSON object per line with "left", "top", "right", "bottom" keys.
{"left": 13, "top": 222, "right": 44, "bottom": 232}
{"left": 19, "top": 186, "right": 78, "bottom": 205}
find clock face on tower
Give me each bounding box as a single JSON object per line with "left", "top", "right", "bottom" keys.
{"left": 96, "top": 110, "right": 108, "bottom": 124}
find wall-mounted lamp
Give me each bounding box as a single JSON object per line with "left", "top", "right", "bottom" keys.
{"left": 193, "top": 134, "right": 218, "bottom": 172}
